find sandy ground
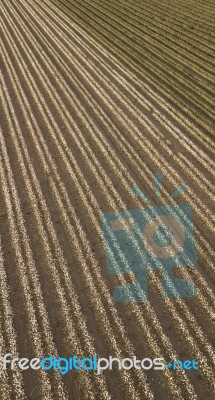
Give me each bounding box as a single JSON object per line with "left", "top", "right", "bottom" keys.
{"left": 0, "top": 0, "right": 215, "bottom": 399}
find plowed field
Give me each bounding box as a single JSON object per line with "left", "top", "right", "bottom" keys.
{"left": 0, "top": 0, "right": 215, "bottom": 399}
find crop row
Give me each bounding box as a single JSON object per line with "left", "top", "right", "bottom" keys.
{"left": 53, "top": 0, "right": 215, "bottom": 133}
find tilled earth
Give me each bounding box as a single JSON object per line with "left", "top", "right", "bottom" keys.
{"left": 0, "top": 0, "right": 215, "bottom": 399}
